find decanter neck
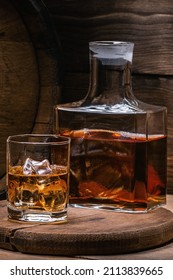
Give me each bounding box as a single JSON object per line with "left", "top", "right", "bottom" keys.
{"left": 83, "top": 57, "right": 134, "bottom": 106}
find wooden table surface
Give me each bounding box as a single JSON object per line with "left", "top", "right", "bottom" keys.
{"left": 1, "top": 195, "right": 173, "bottom": 260}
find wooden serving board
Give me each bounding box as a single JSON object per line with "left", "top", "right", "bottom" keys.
{"left": 1, "top": 200, "right": 173, "bottom": 256}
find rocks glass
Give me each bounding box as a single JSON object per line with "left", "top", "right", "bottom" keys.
{"left": 6, "top": 134, "right": 70, "bottom": 223}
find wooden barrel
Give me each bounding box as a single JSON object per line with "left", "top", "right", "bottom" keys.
{"left": 0, "top": 0, "right": 62, "bottom": 195}
{"left": 44, "top": 0, "right": 173, "bottom": 193}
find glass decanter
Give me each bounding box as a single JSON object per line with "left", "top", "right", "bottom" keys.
{"left": 54, "top": 41, "right": 167, "bottom": 212}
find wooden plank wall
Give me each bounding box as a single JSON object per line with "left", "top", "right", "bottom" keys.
{"left": 44, "top": 0, "right": 173, "bottom": 193}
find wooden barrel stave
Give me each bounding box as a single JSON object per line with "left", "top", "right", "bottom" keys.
{"left": 0, "top": 0, "right": 62, "bottom": 194}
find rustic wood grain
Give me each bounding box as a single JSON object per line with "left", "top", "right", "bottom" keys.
{"left": 11, "top": 0, "right": 62, "bottom": 133}
{"left": 0, "top": 248, "right": 76, "bottom": 260}
{"left": 0, "top": 0, "right": 61, "bottom": 191}
{"left": 0, "top": 194, "right": 173, "bottom": 260}
{"left": 44, "top": 0, "right": 173, "bottom": 75}
{"left": 1, "top": 200, "right": 173, "bottom": 256}
{"left": 0, "top": 1, "right": 38, "bottom": 180}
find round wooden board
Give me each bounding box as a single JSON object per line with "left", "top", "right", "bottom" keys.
{"left": 1, "top": 200, "right": 173, "bottom": 256}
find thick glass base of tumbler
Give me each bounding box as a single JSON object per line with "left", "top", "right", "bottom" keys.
{"left": 7, "top": 204, "right": 67, "bottom": 223}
